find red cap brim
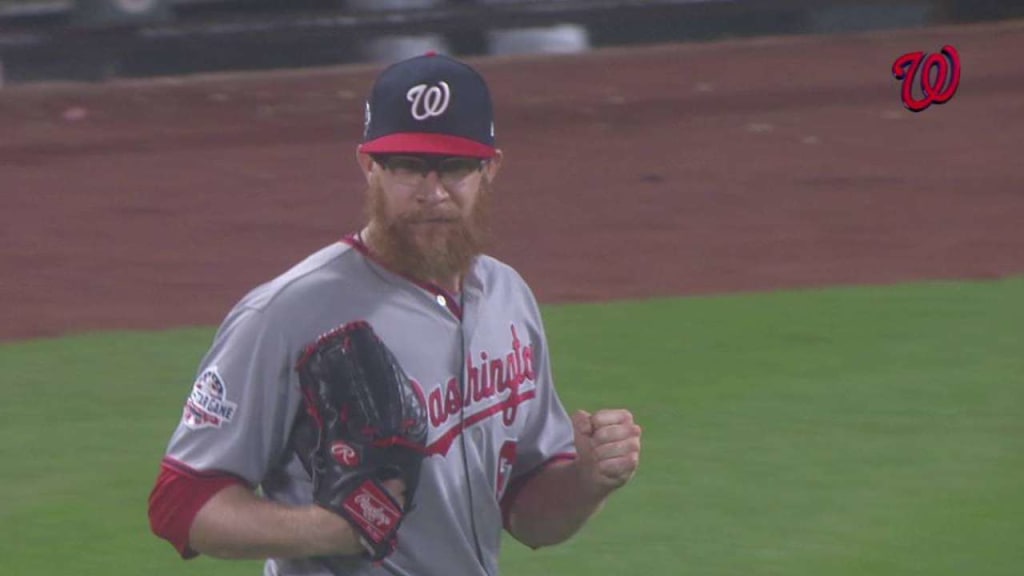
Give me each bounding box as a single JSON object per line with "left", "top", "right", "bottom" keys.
{"left": 360, "top": 133, "right": 496, "bottom": 158}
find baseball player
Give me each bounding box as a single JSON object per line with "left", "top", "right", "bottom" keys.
{"left": 148, "top": 53, "right": 643, "bottom": 576}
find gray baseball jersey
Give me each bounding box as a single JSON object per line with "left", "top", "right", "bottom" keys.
{"left": 162, "top": 234, "right": 576, "bottom": 576}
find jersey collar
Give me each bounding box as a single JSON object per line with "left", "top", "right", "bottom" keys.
{"left": 342, "top": 232, "right": 465, "bottom": 320}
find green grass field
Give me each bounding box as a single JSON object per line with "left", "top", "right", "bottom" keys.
{"left": 1, "top": 278, "right": 1021, "bottom": 575}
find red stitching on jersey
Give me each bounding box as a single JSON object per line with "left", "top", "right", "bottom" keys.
{"left": 342, "top": 233, "right": 464, "bottom": 319}
{"left": 423, "top": 390, "right": 537, "bottom": 456}
{"left": 158, "top": 457, "right": 252, "bottom": 483}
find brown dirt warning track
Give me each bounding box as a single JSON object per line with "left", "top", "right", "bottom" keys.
{"left": 2, "top": 20, "right": 1023, "bottom": 340}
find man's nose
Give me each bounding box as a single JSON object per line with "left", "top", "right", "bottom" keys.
{"left": 419, "top": 171, "right": 450, "bottom": 202}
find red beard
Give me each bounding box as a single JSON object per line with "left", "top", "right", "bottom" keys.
{"left": 364, "top": 179, "right": 491, "bottom": 286}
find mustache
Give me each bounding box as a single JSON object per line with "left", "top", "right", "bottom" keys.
{"left": 396, "top": 208, "right": 461, "bottom": 223}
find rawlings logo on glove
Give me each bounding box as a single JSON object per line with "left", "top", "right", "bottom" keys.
{"left": 291, "top": 321, "right": 428, "bottom": 562}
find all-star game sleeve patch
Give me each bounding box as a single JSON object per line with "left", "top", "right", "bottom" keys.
{"left": 182, "top": 367, "right": 238, "bottom": 430}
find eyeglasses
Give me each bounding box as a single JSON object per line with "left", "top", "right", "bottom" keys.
{"left": 372, "top": 154, "right": 486, "bottom": 188}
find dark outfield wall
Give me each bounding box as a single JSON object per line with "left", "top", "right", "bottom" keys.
{"left": 1, "top": 0, "right": 1023, "bottom": 84}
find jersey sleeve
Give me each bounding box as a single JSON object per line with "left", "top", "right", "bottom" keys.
{"left": 512, "top": 325, "right": 577, "bottom": 473}
{"left": 149, "top": 303, "right": 303, "bottom": 557}
{"left": 165, "top": 304, "right": 300, "bottom": 482}
{"left": 499, "top": 321, "right": 577, "bottom": 528}
{"left": 499, "top": 290, "right": 577, "bottom": 525}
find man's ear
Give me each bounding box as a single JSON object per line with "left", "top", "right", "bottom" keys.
{"left": 485, "top": 149, "right": 504, "bottom": 183}
{"left": 357, "top": 150, "right": 375, "bottom": 184}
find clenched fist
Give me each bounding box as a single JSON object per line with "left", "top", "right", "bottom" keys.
{"left": 572, "top": 409, "right": 642, "bottom": 498}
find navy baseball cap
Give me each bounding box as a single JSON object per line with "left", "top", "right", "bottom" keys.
{"left": 359, "top": 53, "right": 496, "bottom": 158}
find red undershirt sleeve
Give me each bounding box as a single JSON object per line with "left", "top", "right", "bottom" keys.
{"left": 500, "top": 452, "right": 576, "bottom": 531}
{"left": 148, "top": 457, "right": 249, "bottom": 559}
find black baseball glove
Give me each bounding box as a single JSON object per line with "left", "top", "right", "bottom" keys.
{"left": 292, "top": 321, "right": 428, "bottom": 562}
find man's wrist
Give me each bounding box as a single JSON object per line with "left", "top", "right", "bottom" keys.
{"left": 305, "top": 504, "right": 364, "bottom": 557}
{"left": 572, "top": 460, "right": 616, "bottom": 504}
